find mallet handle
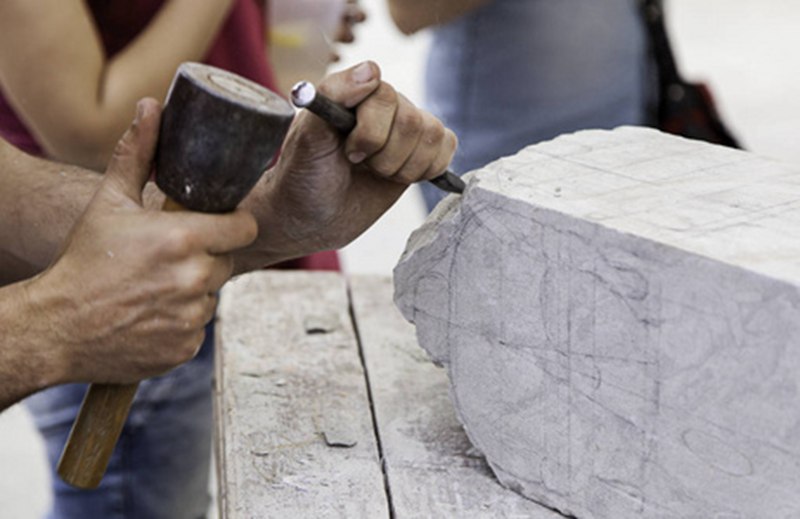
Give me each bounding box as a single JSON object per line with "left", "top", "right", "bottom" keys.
{"left": 57, "top": 197, "right": 184, "bottom": 489}
{"left": 56, "top": 382, "right": 139, "bottom": 488}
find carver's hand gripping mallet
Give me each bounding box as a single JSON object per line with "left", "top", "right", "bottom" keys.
{"left": 57, "top": 63, "right": 296, "bottom": 489}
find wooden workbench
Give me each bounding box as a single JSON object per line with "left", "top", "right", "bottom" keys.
{"left": 214, "top": 271, "right": 562, "bottom": 518}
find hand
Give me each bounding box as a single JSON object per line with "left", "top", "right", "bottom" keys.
{"left": 237, "top": 61, "right": 457, "bottom": 271}
{"left": 329, "top": 1, "right": 366, "bottom": 62}
{"left": 333, "top": 0, "right": 367, "bottom": 45}
{"left": 27, "top": 98, "right": 257, "bottom": 385}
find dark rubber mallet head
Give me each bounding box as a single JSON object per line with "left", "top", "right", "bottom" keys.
{"left": 157, "top": 62, "right": 295, "bottom": 212}
{"left": 57, "top": 62, "right": 295, "bottom": 490}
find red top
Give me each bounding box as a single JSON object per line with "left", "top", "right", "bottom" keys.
{"left": 0, "top": 0, "right": 339, "bottom": 270}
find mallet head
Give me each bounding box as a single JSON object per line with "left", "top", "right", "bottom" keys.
{"left": 156, "top": 63, "right": 295, "bottom": 213}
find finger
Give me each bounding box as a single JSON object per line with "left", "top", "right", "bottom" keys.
{"left": 365, "top": 93, "right": 423, "bottom": 179}
{"left": 171, "top": 328, "right": 209, "bottom": 367}
{"left": 196, "top": 297, "right": 218, "bottom": 329}
{"left": 163, "top": 209, "right": 258, "bottom": 259}
{"left": 392, "top": 112, "right": 446, "bottom": 184}
{"left": 102, "top": 98, "right": 162, "bottom": 205}
{"left": 345, "top": 2, "right": 367, "bottom": 24}
{"left": 345, "top": 82, "right": 399, "bottom": 164}
{"left": 336, "top": 26, "right": 355, "bottom": 44}
{"left": 181, "top": 208, "right": 258, "bottom": 255}
{"left": 206, "top": 255, "right": 234, "bottom": 293}
{"left": 316, "top": 61, "right": 381, "bottom": 109}
{"left": 177, "top": 296, "right": 218, "bottom": 333}
{"left": 176, "top": 254, "right": 233, "bottom": 296}
{"left": 423, "top": 128, "right": 459, "bottom": 181}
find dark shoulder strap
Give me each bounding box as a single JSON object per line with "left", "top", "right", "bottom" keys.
{"left": 641, "top": 0, "right": 682, "bottom": 86}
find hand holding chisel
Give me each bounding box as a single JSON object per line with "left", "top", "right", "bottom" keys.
{"left": 291, "top": 81, "right": 465, "bottom": 195}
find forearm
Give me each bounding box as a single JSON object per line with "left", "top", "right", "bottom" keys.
{"left": 0, "top": 279, "right": 65, "bottom": 411}
{"left": 0, "top": 0, "right": 234, "bottom": 170}
{"left": 0, "top": 141, "right": 98, "bottom": 282}
{"left": 388, "top": 0, "right": 493, "bottom": 34}
{"left": 0, "top": 140, "right": 164, "bottom": 283}
{"left": 91, "top": 1, "right": 235, "bottom": 167}
{"left": 0, "top": 97, "right": 259, "bottom": 409}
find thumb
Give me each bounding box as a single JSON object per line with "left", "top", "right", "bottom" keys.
{"left": 316, "top": 61, "right": 381, "bottom": 108}
{"left": 101, "top": 98, "right": 162, "bottom": 206}
{"left": 293, "top": 61, "right": 381, "bottom": 152}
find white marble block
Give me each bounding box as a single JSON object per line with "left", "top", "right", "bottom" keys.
{"left": 394, "top": 127, "right": 800, "bottom": 519}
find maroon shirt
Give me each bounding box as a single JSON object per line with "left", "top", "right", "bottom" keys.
{"left": 0, "top": 1, "right": 277, "bottom": 154}
{"left": 0, "top": 0, "right": 339, "bottom": 270}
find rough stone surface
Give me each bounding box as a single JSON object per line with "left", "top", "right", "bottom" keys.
{"left": 350, "top": 276, "right": 565, "bottom": 518}
{"left": 394, "top": 127, "right": 800, "bottom": 519}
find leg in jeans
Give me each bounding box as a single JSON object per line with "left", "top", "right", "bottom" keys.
{"left": 26, "top": 322, "right": 216, "bottom": 519}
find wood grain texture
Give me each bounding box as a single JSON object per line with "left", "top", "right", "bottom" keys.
{"left": 215, "top": 272, "right": 388, "bottom": 518}
{"left": 350, "top": 275, "right": 565, "bottom": 518}
{"left": 56, "top": 382, "right": 138, "bottom": 489}
{"left": 394, "top": 128, "right": 800, "bottom": 518}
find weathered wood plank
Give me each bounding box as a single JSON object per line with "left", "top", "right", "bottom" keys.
{"left": 215, "top": 271, "right": 389, "bottom": 518}
{"left": 349, "top": 275, "right": 565, "bottom": 518}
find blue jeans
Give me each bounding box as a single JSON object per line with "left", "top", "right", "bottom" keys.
{"left": 421, "top": 0, "right": 651, "bottom": 210}
{"left": 25, "top": 323, "right": 215, "bottom": 519}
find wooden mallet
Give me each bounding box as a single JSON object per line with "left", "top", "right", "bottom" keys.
{"left": 57, "top": 62, "right": 295, "bottom": 489}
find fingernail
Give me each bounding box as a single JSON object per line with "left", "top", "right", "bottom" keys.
{"left": 348, "top": 151, "right": 367, "bottom": 164}
{"left": 352, "top": 62, "right": 374, "bottom": 84}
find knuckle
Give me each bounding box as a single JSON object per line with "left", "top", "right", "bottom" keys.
{"left": 424, "top": 119, "right": 446, "bottom": 144}
{"left": 181, "top": 302, "right": 212, "bottom": 332}
{"left": 446, "top": 128, "right": 459, "bottom": 150}
{"left": 394, "top": 109, "right": 423, "bottom": 137}
{"left": 393, "top": 169, "right": 418, "bottom": 185}
{"left": 373, "top": 82, "right": 398, "bottom": 107}
{"left": 351, "top": 130, "right": 385, "bottom": 154}
{"left": 184, "top": 264, "right": 212, "bottom": 295}
{"left": 175, "top": 334, "right": 204, "bottom": 364}
{"left": 239, "top": 213, "right": 259, "bottom": 245}
{"left": 401, "top": 152, "right": 433, "bottom": 183}
{"left": 444, "top": 133, "right": 459, "bottom": 164}
{"left": 389, "top": 148, "right": 430, "bottom": 184}
{"left": 316, "top": 81, "right": 333, "bottom": 98}
{"left": 366, "top": 156, "right": 397, "bottom": 178}
{"left": 162, "top": 226, "right": 196, "bottom": 257}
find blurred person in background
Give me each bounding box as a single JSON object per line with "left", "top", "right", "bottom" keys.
{"left": 269, "top": 0, "right": 366, "bottom": 94}
{"left": 388, "top": 0, "right": 651, "bottom": 210}
{"left": 0, "top": 1, "right": 365, "bottom": 517}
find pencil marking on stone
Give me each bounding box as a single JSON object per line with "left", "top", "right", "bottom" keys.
{"left": 394, "top": 128, "right": 800, "bottom": 518}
